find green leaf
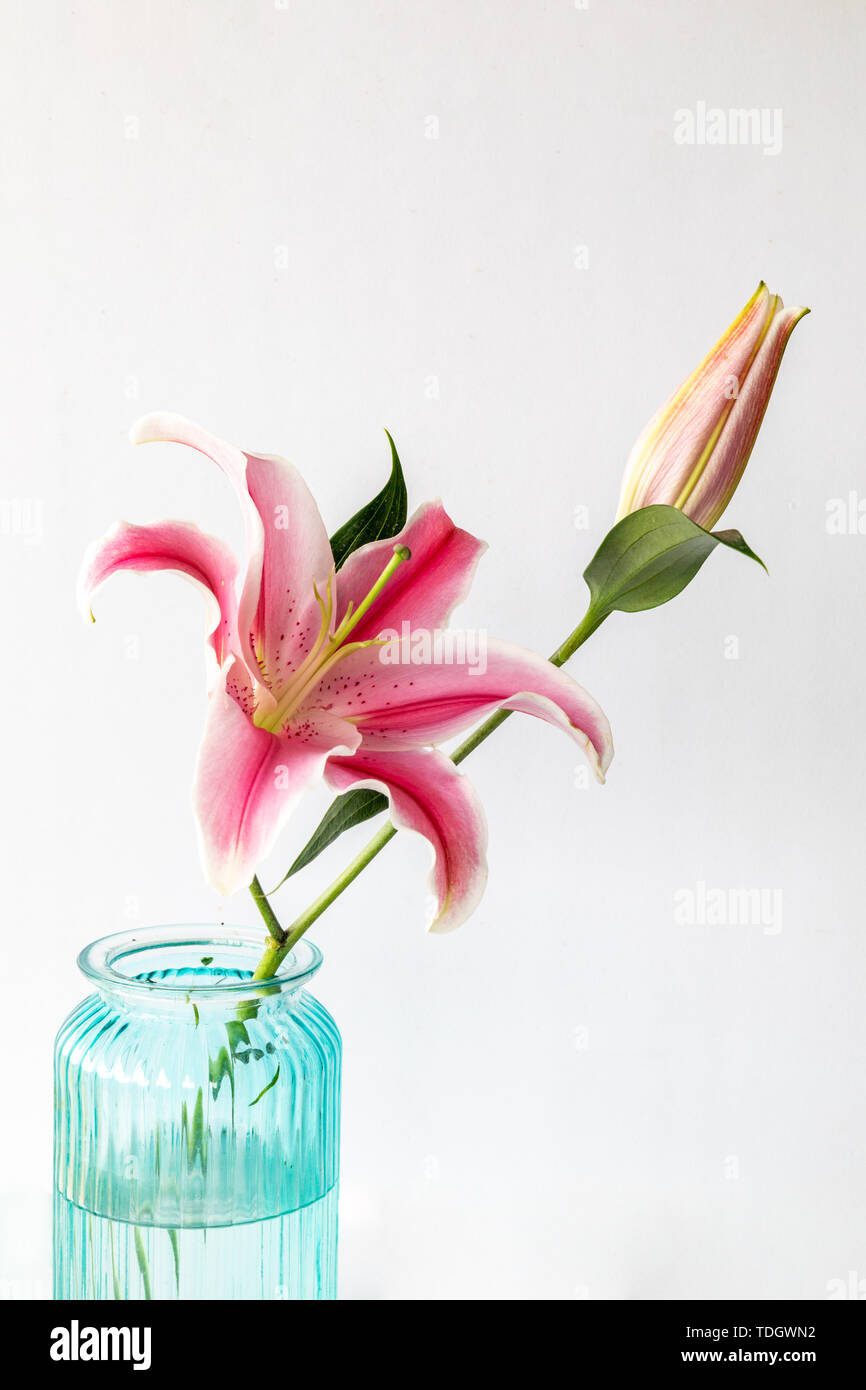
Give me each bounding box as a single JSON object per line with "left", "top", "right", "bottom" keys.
{"left": 268, "top": 788, "right": 388, "bottom": 894}
{"left": 582, "top": 505, "right": 765, "bottom": 619}
{"left": 109, "top": 1224, "right": 122, "bottom": 1301}
{"left": 168, "top": 1228, "right": 180, "bottom": 1294}
{"left": 182, "top": 1087, "right": 206, "bottom": 1172}
{"left": 133, "top": 1227, "right": 152, "bottom": 1301}
{"left": 250, "top": 1065, "right": 280, "bottom": 1107}
{"left": 225, "top": 1020, "right": 250, "bottom": 1056}
{"left": 329, "top": 430, "right": 408, "bottom": 569}
{"left": 208, "top": 1045, "right": 234, "bottom": 1102}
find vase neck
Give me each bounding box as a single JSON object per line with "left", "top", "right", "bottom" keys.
{"left": 77, "top": 926, "right": 322, "bottom": 1017}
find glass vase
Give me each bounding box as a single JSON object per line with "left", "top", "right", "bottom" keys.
{"left": 53, "top": 927, "right": 341, "bottom": 1300}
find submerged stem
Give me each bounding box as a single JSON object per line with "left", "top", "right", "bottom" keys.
{"left": 248, "top": 602, "right": 607, "bottom": 977}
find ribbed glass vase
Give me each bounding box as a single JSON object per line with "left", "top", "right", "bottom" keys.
{"left": 53, "top": 927, "right": 341, "bottom": 1300}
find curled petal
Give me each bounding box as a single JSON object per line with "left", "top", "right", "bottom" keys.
{"left": 194, "top": 662, "right": 361, "bottom": 895}
{"left": 130, "top": 412, "right": 249, "bottom": 493}
{"left": 130, "top": 412, "right": 333, "bottom": 696}
{"left": 314, "top": 637, "right": 613, "bottom": 781}
{"left": 335, "top": 500, "right": 486, "bottom": 640}
{"left": 77, "top": 519, "right": 239, "bottom": 669}
{"left": 325, "top": 748, "right": 488, "bottom": 932}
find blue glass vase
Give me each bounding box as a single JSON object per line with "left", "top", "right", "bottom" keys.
{"left": 53, "top": 927, "right": 340, "bottom": 1300}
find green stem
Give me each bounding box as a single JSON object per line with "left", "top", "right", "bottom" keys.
{"left": 548, "top": 606, "right": 607, "bottom": 668}
{"left": 252, "top": 822, "right": 398, "bottom": 979}
{"left": 250, "top": 873, "right": 287, "bottom": 944}
{"left": 248, "top": 602, "right": 607, "bottom": 976}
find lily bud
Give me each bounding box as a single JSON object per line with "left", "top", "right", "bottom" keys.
{"left": 616, "top": 282, "right": 809, "bottom": 530}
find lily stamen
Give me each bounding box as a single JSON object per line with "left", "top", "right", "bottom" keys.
{"left": 256, "top": 544, "right": 411, "bottom": 733}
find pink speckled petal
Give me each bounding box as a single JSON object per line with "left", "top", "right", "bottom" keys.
{"left": 314, "top": 636, "right": 613, "bottom": 781}
{"left": 194, "top": 661, "right": 360, "bottom": 895}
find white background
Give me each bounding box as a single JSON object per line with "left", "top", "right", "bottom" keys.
{"left": 1, "top": 0, "right": 863, "bottom": 1300}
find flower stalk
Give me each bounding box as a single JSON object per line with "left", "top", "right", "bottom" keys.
{"left": 79, "top": 281, "right": 808, "bottom": 995}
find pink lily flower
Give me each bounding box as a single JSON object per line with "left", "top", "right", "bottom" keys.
{"left": 616, "top": 282, "right": 809, "bottom": 529}
{"left": 79, "top": 415, "right": 613, "bottom": 931}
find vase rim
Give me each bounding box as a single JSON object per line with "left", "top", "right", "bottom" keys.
{"left": 77, "top": 924, "right": 322, "bottom": 1000}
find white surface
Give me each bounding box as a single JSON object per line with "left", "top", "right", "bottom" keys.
{"left": 1, "top": 0, "right": 863, "bottom": 1300}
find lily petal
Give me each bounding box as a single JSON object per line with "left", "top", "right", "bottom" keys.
{"left": 616, "top": 282, "right": 776, "bottom": 519}
{"left": 325, "top": 747, "right": 488, "bottom": 933}
{"left": 242, "top": 452, "right": 335, "bottom": 694}
{"left": 130, "top": 411, "right": 249, "bottom": 493}
{"left": 335, "top": 500, "right": 486, "bottom": 640}
{"left": 194, "top": 661, "right": 361, "bottom": 895}
{"left": 682, "top": 303, "right": 809, "bottom": 529}
{"left": 77, "top": 519, "right": 239, "bottom": 669}
{"left": 314, "top": 637, "right": 613, "bottom": 780}
{"left": 130, "top": 412, "right": 333, "bottom": 696}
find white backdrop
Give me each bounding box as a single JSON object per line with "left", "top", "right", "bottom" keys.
{"left": 1, "top": 0, "right": 863, "bottom": 1300}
